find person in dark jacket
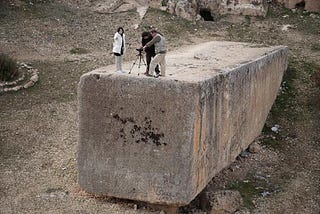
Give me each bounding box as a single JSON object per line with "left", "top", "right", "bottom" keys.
{"left": 141, "top": 31, "right": 159, "bottom": 76}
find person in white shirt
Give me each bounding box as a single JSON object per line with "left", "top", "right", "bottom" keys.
{"left": 143, "top": 29, "right": 166, "bottom": 78}
{"left": 112, "top": 27, "right": 126, "bottom": 73}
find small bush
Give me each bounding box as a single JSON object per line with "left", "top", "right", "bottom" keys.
{"left": 0, "top": 53, "right": 19, "bottom": 82}
{"left": 311, "top": 69, "right": 320, "bottom": 87}
{"left": 161, "top": 0, "right": 169, "bottom": 6}
{"left": 69, "top": 47, "right": 89, "bottom": 55}
{"left": 311, "top": 43, "right": 320, "bottom": 51}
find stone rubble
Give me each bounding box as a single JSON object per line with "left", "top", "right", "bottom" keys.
{"left": 0, "top": 63, "right": 39, "bottom": 93}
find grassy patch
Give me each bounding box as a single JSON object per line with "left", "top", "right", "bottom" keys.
{"left": 161, "top": 0, "right": 169, "bottom": 6}
{"left": 21, "top": 0, "right": 53, "bottom": 3}
{"left": 267, "top": 4, "right": 320, "bottom": 35}
{"left": 268, "top": 58, "right": 297, "bottom": 120}
{"left": 262, "top": 58, "right": 319, "bottom": 149}
{"left": 266, "top": 4, "right": 293, "bottom": 18}
{"left": 227, "top": 172, "right": 281, "bottom": 210}
{"left": 311, "top": 43, "right": 320, "bottom": 51}
{"left": 311, "top": 68, "right": 320, "bottom": 87}
{"left": 260, "top": 137, "right": 282, "bottom": 150}
{"left": 0, "top": 53, "right": 19, "bottom": 82}
{"left": 69, "top": 47, "right": 90, "bottom": 55}
{"left": 227, "top": 180, "right": 260, "bottom": 208}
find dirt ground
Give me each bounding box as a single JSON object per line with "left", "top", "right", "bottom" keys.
{"left": 0, "top": 1, "right": 320, "bottom": 213}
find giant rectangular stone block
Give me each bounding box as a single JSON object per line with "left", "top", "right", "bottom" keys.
{"left": 77, "top": 41, "right": 288, "bottom": 205}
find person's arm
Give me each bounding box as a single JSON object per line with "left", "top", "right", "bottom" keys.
{"left": 144, "top": 35, "right": 160, "bottom": 48}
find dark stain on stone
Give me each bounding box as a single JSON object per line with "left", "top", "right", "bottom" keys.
{"left": 120, "top": 128, "right": 125, "bottom": 140}
{"left": 127, "top": 117, "right": 134, "bottom": 123}
{"left": 114, "top": 115, "right": 165, "bottom": 146}
{"left": 113, "top": 114, "right": 135, "bottom": 124}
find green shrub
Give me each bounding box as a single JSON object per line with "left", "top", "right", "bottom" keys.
{"left": 69, "top": 47, "right": 89, "bottom": 55}
{"left": 311, "top": 43, "right": 320, "bottom": 51}
{"left": 0, "top": 53, "right": 19, "bottom": 82}
{"left": 161, "top": 0, "right": 169, "bottom": 6}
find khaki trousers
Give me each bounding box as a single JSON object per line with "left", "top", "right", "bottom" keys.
{"left": 149, "top": 53, "right": 166, "bottom": 76}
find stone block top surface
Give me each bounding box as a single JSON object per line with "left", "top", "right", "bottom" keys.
{"left": 89, "top": 41, "right": 286, "bottom": 82}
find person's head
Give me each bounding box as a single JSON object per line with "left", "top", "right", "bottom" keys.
{"left": 150, "top": 29, "right": 158, "bottom": 37}
{"left": 141, "top": 31, "right": 151, "bottom": 39}
{"left": 117, "top": 27, "right": 124, "bottom": 35}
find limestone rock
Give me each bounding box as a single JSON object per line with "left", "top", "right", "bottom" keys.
{"left": 167, "top": 0, "right": 267, "bottom": 21}
{"left": 30, "top": 74, "right": 39, "bottom": 83}
{"left": 77, "top": 41, "right": 288, "bottom": 205}
{"left": 248, "top": 141, "right": 261, "bottom": 153}
{"left": 167, "top": 0, "right": 198, "bottom": 21}
{"left": 24, "top": 81, "right": 35, "bottom": 88}
{"left": 277, "top": 0, "right": 320, "bottom": 12}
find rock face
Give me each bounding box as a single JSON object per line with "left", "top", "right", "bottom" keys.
{"left": 277, "top": 0, "right": 320, "bottom": 12}
{"left": 77, "top": 41, "right": 288, "bottom": 205}
{"left": 167, "top": 0, "right": 267, "bottom": 21}
{"left": 219, "top": 0, "right": 267, "bottom": 17}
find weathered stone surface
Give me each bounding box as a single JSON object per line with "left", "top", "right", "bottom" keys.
{"left": 77, "top": 41, "right": 288, "bottom": 205}
{"left": 219, "top": 0, "right": 267, "bottom": 16}
{"left": 167, "top": 0, "right": 267, "bottom": 21}
{"left": 277, "top": 0, "right": 320, "bottom": 12}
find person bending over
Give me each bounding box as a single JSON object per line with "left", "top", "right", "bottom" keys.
{"left": 141, "top": 31, "right": 160, "bottom": 76}
{"left": 143, "top": 29, "right": 166, "bottom": 78}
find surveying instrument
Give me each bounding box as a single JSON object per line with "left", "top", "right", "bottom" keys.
{"left": 129, "top": 48, "right": 146, "bottom": 74}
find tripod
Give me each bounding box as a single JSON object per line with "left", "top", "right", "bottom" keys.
{"left": 129, "top": 50, "right": 146, "bottom": 74}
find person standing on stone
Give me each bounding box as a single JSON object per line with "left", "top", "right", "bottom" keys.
{"left": 113, "top": 27, "right": 126, "bottom": 73}
{"left": 143, "top": 29, "right": 166, "bottom": 78}
{"left": 141, "top": 31, "right": 160, "bottom": 76}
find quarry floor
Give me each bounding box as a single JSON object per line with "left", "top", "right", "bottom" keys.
{"left": 0, "top": 1, "right": 320, "bottom": 213}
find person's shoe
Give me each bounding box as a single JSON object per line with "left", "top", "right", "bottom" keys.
{"left": 144, "top": 72, "right": 152, "bottom": 77}
{"left": 117, "top": 70, "right": 126, "bottom": 74}
{"left": 154, "top": 73, "right": 160, "bottom": 78}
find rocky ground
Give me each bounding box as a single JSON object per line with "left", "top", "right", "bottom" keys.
{"left": 0, "top": 1, "right": 320, "bottom": 213}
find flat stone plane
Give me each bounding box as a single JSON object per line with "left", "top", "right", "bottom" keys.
{"left": 77, "top": 41, "right": 288, "bottom": 205}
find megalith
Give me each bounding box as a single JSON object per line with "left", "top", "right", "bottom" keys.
{"left": 77, "top": 41, "right": 288, "bottom": 205}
